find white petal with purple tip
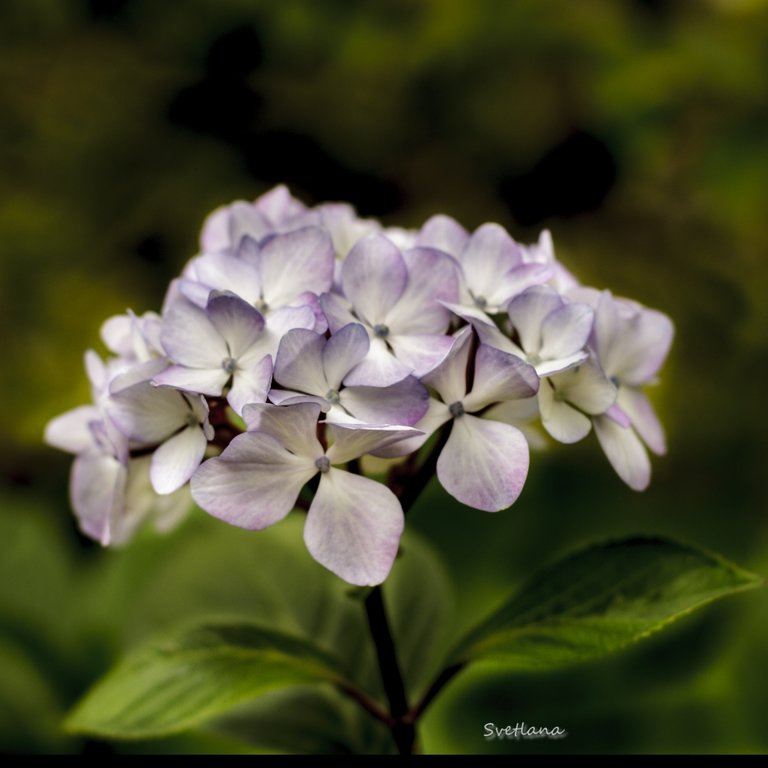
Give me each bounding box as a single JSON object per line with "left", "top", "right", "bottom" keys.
{"left": 45, "top": 406, "right": 101, "bottom": 454}
{"left": 326, "top": 424, "right": 421, "bottom": 465}
{"left": 539, "top": 302, "right": 594, "bottom": 360}
{"left": 437, "top": 414, "right": 529, "bottom": 512}
{"left": 463, "top": 344, "right": 539, "bottom": 413}
{"left": 338, "top": 376, "right": 428, "bottom": 426}
{"left": 227, "top": 354, "right": 273, "bottom": 415}
{"left": 242, "top": 402, "right": 323, "bottom": 457}
{"left": 304, "top": 468, "right": 404, "bottom": 586}
{"left": 421, "top": 327, "right": 473, "bottom": 405}
{"left": 191, "top": 434, "right": 316, "bottom": 530}
{"left": 274, "top": 329, "right": 326, "bottom": 394}
{"left": 161, "top": 299, "right": 227, "bottom": 367}
{"left": 152, "top": 365, "right": 229, "bottom": 397}
{"left": 150, "top": 424, "right": 208, "bottom": 495}
{"left": 341, "top": 235, "right": 407, "bottom": 325}
{"left": 206, "top": 292, "right": 265, "bottom": 358}
{"left": 322, "top": 323, "right": 370, "bottom": 389}
{"left": 617, "top": 387, "right": 667, "bottom": 455}
{"left": 593, "top": 414, "right": 651, "bottom": 491}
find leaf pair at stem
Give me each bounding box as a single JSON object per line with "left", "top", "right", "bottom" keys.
{"left": 65, "top": 536, "right": 761, "bottom": 754}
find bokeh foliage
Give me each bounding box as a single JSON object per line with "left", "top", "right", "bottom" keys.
{"left": 1, "top": 0, "right": 767, "bottom": 754}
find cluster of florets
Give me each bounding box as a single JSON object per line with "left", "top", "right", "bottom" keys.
{"left": 46, "top": 186, "right": 673, "bottom": 585}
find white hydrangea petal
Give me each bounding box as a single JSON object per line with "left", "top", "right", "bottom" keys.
{"left": 152, "top": 365, "right": 229, "bottom": 397}
{"left": 338, "top": 376, "right": 428, "bottom": 427}
{"left": 191, "top": 434, "right": 315, "bottom": 530}
{"left": 319, "top": 292, "right": 358, "bottom": 334}
{"left": 259, "top": 226, "right": 335, "bottom": 307}
{"left": 539, "top": 302, "right": 594, "bottom": 361}
{"left": 553, "top": 360, "right": 617, "bottom": 415}
{"left": 617, "top": 386, "right": 667, "bottom": 455}
{"left": 161, "top": 299, "right": 227, "bottom": 367}
{"left": 535, "top": 351, "right": 589, "bottom": 378}
{"left": 274, "top": 329, "right": 327, "bottom": 394}
{"left": 71, "top": 451, "right": 125, "bottom": 546}
{"left": 242, "top": 402, "right": 323, "bottom": 458}
{"left": 593, "top": 414, "right": 651, "bottom": 491}
{"left": 183, "top": 252, "right": 263, "bottom": 306}
{"left": 342, "top": 337, "right": 414, "bottom": 387}
{"left": 539, "top": 382, "right": 592, "bottom": 444}
{"left": 487, "top": 263, "right": 552, "bottom": 308}
{"left": 322, "top": 323, "right": 370, "bottom": 390}
{"left": 437, "top": 415, "right": 529, "bottom": 512}
{"left": 109, "top": 382, "right": 188, "bottom": 443}
{"left": 507, "top": 286, "right": 563, "bottom": 355}
{"left": 44, "top": 406, "right": 101, "bottom": 454}
{"left": 372, "top": 397, "right": 451, "bottom": 458}
{"left": 421, "top": 326, "right": 473, "bottom": 404}
{"left": 341, "top": 235, "right": 407, "bottom": 326}
{"left": 304, "top": 468, "right": 404, "bottom": 586}
{"left": 387, "top": 247, "right": 459, "bottom": 334}
{"left": 460, "top": 223, "right": 522, "bottom": 301}
{"left": 206, "top": 292, "right": 266, "bottom": 359}
{"left": 463, "top": 344, "right": 539, "bottom": 413}
{"left": 150, "top": 424, "right": 208, "bottom": 495}
{"left": 387, "top": 334, "right": 456, "bottom": 379}
{"left": 326, "top": 423, "right": 421, "bottom": 465}
{"left": 416, "top": 213, "right": 469, "bottom": 256}
{"left": 227, "top": 354, "right": 273, "bottom": 416}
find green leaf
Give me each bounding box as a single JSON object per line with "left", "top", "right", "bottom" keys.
{"left": 448, "top": 536, "right": 762, "bottom": 670}
{"left": 65, "top": 621, "right": 351, "bottom": 740}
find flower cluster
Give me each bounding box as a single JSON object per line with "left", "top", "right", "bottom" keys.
{"left": 46, "top": 186, "right": 673, "bottom": 585}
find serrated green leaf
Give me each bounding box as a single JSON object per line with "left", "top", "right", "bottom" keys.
{"left": 65, "top": 621, "right": 351, "bottom": 740}
{"left": 448, "top": 537, "right": 762, "bottom": 670}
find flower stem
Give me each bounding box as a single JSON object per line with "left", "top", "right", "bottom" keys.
{"left": 364, "top": 586, "right": 416, "bottom": 754}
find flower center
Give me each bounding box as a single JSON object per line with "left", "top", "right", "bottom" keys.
{"left": 324, "top": 388, "right": 341, "bottom": 405}
{"left": 372, "top": 323, "right": 390, "bottom": 339}
{"left": 315, "top": 456, "right": 331, "bottom": 473}
{"left": 254, "top": 297, "right": 269, "bottom": 313}
{"left": 473, "top": 295, "right": 488, "bottom": 310}
{"left": 449, "top": 400, "right": 465, "bottom": 418}
{"left": 221, "top": 356, "right": 238, "bottom": 374}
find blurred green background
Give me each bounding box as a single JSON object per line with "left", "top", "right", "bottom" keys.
{"left": 1, "top": 0, "right": 767, "bottom": 754}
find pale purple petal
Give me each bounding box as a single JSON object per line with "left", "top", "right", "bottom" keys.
{"left": 489, "top": 263, "right": 552, "bottom": 308}
{"left": 593, "top": 414, "right": 651, "bottom": 491}
{"left": 322, "top": 323, "right": 370, "bottom": 389}
{"left": 71, "top": 451, "right": 125, "bottom": 545}
{"left": 206, "top": 292, "right": 265, "bottom": 359}
{"left": 539, "top": 302, "right": 594, "bottom": 360}
{"left": 45, "top": 406, "right": 101, "bottom": 454}
{"left": 372, "top": 398, "right": 451, "bottom": 458}
{"left": 421, "top": 326, "right": 474, "bottom": 404}
{"left": 228, "top": 201, "right": 272, "bottom": 246}
{"left": 291, "top": 291, "right": 328, "bottom": 333}
{"left": 535, "top": 351, "right": 588, "bottom": 377}
{"left": 326, "top": 423, "right": 422, "bottom": 465}
{"left": 304, "top": 468, "right": 404, "bottom": 586}
{"left": 551, "top": 360, "right": 617, "bottom": 415}
{"left": 463, "top": 344, "right": 539, "bottom": 412}
{"left": 274, "top": 329, "right": 327, "bottom": 394}
{"left": 181, "top": 252, "right": 262, "bottom": 306}
{"left": 417, "top": 214, "right": 469, "bottom": 256}
{"left": 259, "top": 226, "right": 335, "bottom": 307}
{"left": 161, "top": 299, "right": 227, "bottom": 367}
{"left": 242, "top": 402, "right": 323, "bottom": 458}
{"left": 267, "top": 389, "right": 326, "bottom": 409}
{"left": 338, "top": 376, "right": 428, "bottom": 426}
{"left": 254, "top": 184, "right": 307, "bottom": 224}
{"left": 460, "top": 223, "right": 522, "bottom": 302}
{"left": 108, "top": 382, "right": 187, "bottom": 442}
{"left": 342, "top": 337, "right": 414, "bottom": 387}
{"left": 319, "top": 292, "right": 358, "bottom": 334}
{"left": 617, "top": 387, "right": 667, "bottom": 455}
{"left": 437, "top": 415, "right": 529, "bottom": 512}
{"left": 538, "top": 380, "right": 592, "bottom": 444}
{"left": 594, "top": 292, "right": 674, "bottom": 385}
{"left": 341, "top": 235, "right": 407, "bottom": 325}
{"left": 264, "top": 304, "right": 318, "bottom": 338}
{"left": 387, "top": 247, "right": 460, "bottom": 334}
{"left": 150, "top": 424, "right": 208, "bottom": 494}
{"left": 441, "top": 301, "right": 521, "bottom": 355}
{"left": 152, "top": 365, "right": 229, "bottom": 396}
{"left": 200, "top": 203, "right": 234, "bottom": 252}
{"left": 109, "top": 358, "right": 169, "bottom": 394}
{"left": 227, "top": 354, "right": 273, "bottom": 415}
{"left": 506, "top": 286, "right": 563, "bottom": 355}
{"left": 387, "top": 334, "right": 456, "bottom": 379}
{"left": 190, "top": 433, "right": 315, "bottom": 529}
